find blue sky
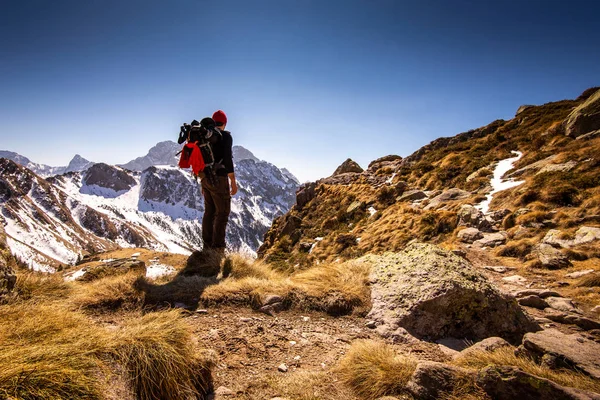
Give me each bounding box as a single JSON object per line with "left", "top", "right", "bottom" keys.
{"left": 1, "top": 0, "right": 599, "bottom": 182}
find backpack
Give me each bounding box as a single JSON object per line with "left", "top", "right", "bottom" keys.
{"left": 178, "top": 118, "right": 223, "bottom": 179}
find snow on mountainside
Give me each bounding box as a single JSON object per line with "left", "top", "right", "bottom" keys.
{"left": 0, "top": 151, "right": 94, "bottom": 177}
{"left": 119, "top": 141, "right": 181, "bottom": 171}
{"left": 0, "top": 145, "right": 298, "bottom": 270}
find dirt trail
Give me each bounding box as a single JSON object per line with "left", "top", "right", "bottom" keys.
{"left": 186, "top": 306, "right": 446, "bottom": 399}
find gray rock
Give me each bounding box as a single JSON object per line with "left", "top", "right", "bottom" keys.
{"left": 564, "top": 88, "right": 600, "bottom": 138}
{"left": 332, "top": 158, "right": 364, "bottom": 176}
{"left": 477, "top": 365, "right": 600, "bottom": 400}
{"left": 397, "top": 189, "right": 427, "bottom": 202}
{"left": 484, "top": 265, "right": 513, "bottom": 273}
{"left": 406, "top": 361, "right": 473, "bottom": 400}
{"left": 545, "top": 312, "right": 600, "bottom": 331}
{"left": 278, "top": 363, "right": 288, "bottom": 373}
{"left": 521, "top": 329, "right": 600, "bottom": 379}
{"left": 502, "top": 275, "right": 527, "bottom": 284}
{"left": 514, "top": 289, "right": 561, "bottom": 299}
{"left": 516, "top": 104, "right": 534, "bottom": 116}
{"left": 368, "top": 155, "right": 403, "bottom": 170}
{"left": 454, "top": 337, "right": 512, "bottom": 361}
{"left": 545, "top": 297, "right": 581, "bottom": 314}
{"left": 0, "top": 260, "right": 16, "bottom": 299}
{"left": 508, "top": 155, "right": 559, "bottom": 178}
{"left": 457, "top": 227, "right": 483, "bottom": 243}
{"left": 565, "top": 270, "right": 595, "bottom": 279}
{"left": 543, "top": 227, "right": 600, "bottom": 248}
{"left": 474, "top": 232, "right": 507, "bottom": 248}
{"left": 534, "top": 244, "right": 571, "bottom": 269}
{"left": 518, "top": 295, "right": 550, "bottom": 310}
{"left": 424, "top": 188, "right": 470, "bottom": 210}
{"left": 457, "top": 204, "right": 492, "bottom": 231}
{"left": 537, "top": 161, "right": 578, "bottom": 175}
{"left": 364, "top": 243, "right": 539, "bottom": 343}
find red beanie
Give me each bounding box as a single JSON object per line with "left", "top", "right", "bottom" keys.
{"left": 212, "top": 110, "right": 227, "bottom": 125}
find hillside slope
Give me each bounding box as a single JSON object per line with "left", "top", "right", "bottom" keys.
{"left": 259, "top": 88, "right": 600, "bottom": 270}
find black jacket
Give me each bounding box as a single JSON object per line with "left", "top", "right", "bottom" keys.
{"left": 214, "top": 130, "right": 234, "bottom": 176}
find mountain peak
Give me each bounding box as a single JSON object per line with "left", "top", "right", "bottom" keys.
{"left": 66, "top": 154, "right": 94, "bottom": 173}
{"left": 233, "top": 146, "right": 259, "bottom": 162}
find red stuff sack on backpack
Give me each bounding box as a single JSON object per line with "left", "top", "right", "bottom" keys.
{"left": 179, "top": 143, "right": 205, "bottom": 175}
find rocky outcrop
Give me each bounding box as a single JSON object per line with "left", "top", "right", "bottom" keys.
{"left": 406, "top": 361, "right": 472, "bottom": 400}
{"left": 424, "top": 188, "right": 470, "bottom": 210}
{"left": 83, "top": 163, "right": 136, "bottom": 193}
{"left": 516, "top": 105, "right": 534, "bottom": 116}
{"left": 477, "top": 365, "right": 600, "bottom": 400}
{"left": 457, "top": 204, "right": 492, "bottom": 231}
{"left": 521, "top": 329, "right": 600, "bottom": 378}
{"left": 365, "top": 243, "right": 539, "bottom": 343}
{"left": 332, "top": 158, "right": 363, "bottom": 176}
{"left": 532, "top": 244, "right": 571, "bottom": 269}
{"left": 564, "top": 88, "right": 600, "bottom": 138}
{"left": 295, "top": 182, "right": 317, "bottom": 209}
{"left": 457, "top": 227, "right": 483, "bottom": 243}
{"left": 0, "top": 261, "right": 16, "bottom": 300}
{"left": 543, "top": 227, "right": 600, "bottom": 248}
{"left": 367, "top": 155, "right": 402, "bottom": 171}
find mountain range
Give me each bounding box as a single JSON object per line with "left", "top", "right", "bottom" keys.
{"left": 0, "top": 143, "right": 298, "bottom": 270}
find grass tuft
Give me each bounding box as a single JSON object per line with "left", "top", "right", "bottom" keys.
{"left": 576, "top": 273, "right": 600, "bottom": 287}
{"left": 336, "top": 340, "right": 417, "bottom": 399}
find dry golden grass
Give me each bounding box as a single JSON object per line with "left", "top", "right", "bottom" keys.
{"left": 71, "top": 271, "right": 144, "bottom": 310}
{"left": 12, "top": 271, "right": 72, "bottom": 302}
{"left": 0, "top": 303, "right": 108, "bottom": 399}
{"left": 201, "top": 256, "right": 370, "bottom": 315}
{"left": 336, "top": 340, "right": 417, "bottom": 399}
{"left": 453, "top": 347, "right": 600, "bottom": 393}
{"left": 0, "top": 301, "right": 214, "bottom": 400}
{"left": 109, "top": 310, "right": 215, "bottom": 400}
{"left": 576, "top": 273, "right": 600, "bottom": 287}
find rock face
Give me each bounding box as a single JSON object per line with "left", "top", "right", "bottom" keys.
{"left": 564, "top": 88, "right": 600, "bottom": 138}
{"left": 406, "top": 361, "right": 472, "bottom": 400}
{"left": 83, "top": 163, "right": 136, "bottom": 193}
{"left": 365, "top": 243, "right": 539, "bottom": 342}
{"left": 521, "top": 329, "right": 600, "bottom": 379}
{"left": 332, "top": 158, "right": 363, "bottom": 176}
{"left": 0, "top": 261, "right": 16, "bottom": 300}
{"left": 477, "top": 365, "right": 600, "bottom": 400}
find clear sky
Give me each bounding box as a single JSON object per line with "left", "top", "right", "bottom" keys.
{"left": 1, "top": 0, "right": 599, "bottom": 182}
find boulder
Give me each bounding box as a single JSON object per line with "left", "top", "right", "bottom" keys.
{"left": 473, "top": 232, "right": 507, "bottom": 248}
{"left": 564, "top": 88, "right": 600, "bottom": 138}
{"left": 521, "top": 329, "right": 600, "bottom": 379}
{"left": 543, "top": 227, "right": 600, "bottom": 248}
{"left": 545, "top": 312, "right": 600, "bottom": 331}
{"left": 296, "top": 182, "right": 316, "bottom": 209}
{"left": 332, "top": 158, "right": 364, "bottom": 176}
{"left": 477, "top": 365, "right": 600, "bottom": 400}
{"left": 516, "top": 105, "right": 534, "bottom": 116}
{"left": 368, "top": 155, "right": 403, "bottom": 170}
{"left": 457, "top": 227, "right": 483, "bottom": 243}
{"left": 513, "top": 289, "right": 561, "bottom": 299}
{"left": 365, "top": 243, "right": 539, "bottom": 343}
{"left": 453, "top": 337, "right": 512, "bottom": 361}
{"left": 533, "top": 244, "right": 571, "bottom": 269}
{"left": 397, "top": 190, "right": 427, "bottom": 202}
{"left": 0, "top": 260, "right": 16, "bottom": 300}
{"left": 457, "top": 204, "right": 492, "bottom": 231}
{"left": 518, "top": 295, "right": 549, "bottom": 310}
{"left": 424, "top": 188, "right": 470, "bottom": 210}
{"left": 406, "top": 361, "right": 473, "bottom": 400}
{"left": 545, "top": 297, "right": 581, "bottom": 314}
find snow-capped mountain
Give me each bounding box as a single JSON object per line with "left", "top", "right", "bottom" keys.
{"left": 119, "top": 141, "right": 181, "bottom": 171}
{"left": 0, "top": 151, "right": 94, "bottom": 177}
{"left": 0, "top": 145, "right": 298, "bottom": 270}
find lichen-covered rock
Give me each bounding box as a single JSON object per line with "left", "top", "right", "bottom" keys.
{"left": 564, "top": 88, "right": 600, "bottom": 138}
{"left": 533, "top": 244, "right": 571, "bottom": 269}
{"left": 477, "top": 365, "right": 600, "bottom": 400}
{"left": 332, "top": 158, "right": 364, "bottom": 176}
{"left": 457, "top": 204, "right": 493, "bottom": 231}
{"left": 364, "top": 243, "right": 539, "bottom": 343}
{"left": 543, "top": 227, "right": 600, "bottom": 248}
{"left": 520, "top": 329, "right": 600, "bottom": 379}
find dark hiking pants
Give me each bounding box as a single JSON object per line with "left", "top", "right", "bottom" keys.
{"left": 201, "top": 175, "right": 231, "bottom": 250}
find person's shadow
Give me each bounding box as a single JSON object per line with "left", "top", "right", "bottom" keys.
{"left": 134, "top": 249, "right": 231, "bottom": 310}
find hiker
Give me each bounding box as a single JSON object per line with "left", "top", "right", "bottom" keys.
{"left": 201, "top": 110, "right": 237, "bottom": 254}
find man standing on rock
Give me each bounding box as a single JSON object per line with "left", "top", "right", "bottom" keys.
{"left": 201, "top": 110, "right": 238, "bottom": 254}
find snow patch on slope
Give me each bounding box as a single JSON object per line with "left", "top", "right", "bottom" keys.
{"left": 476, "top": 151, "right": 525, "bottom": 214}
